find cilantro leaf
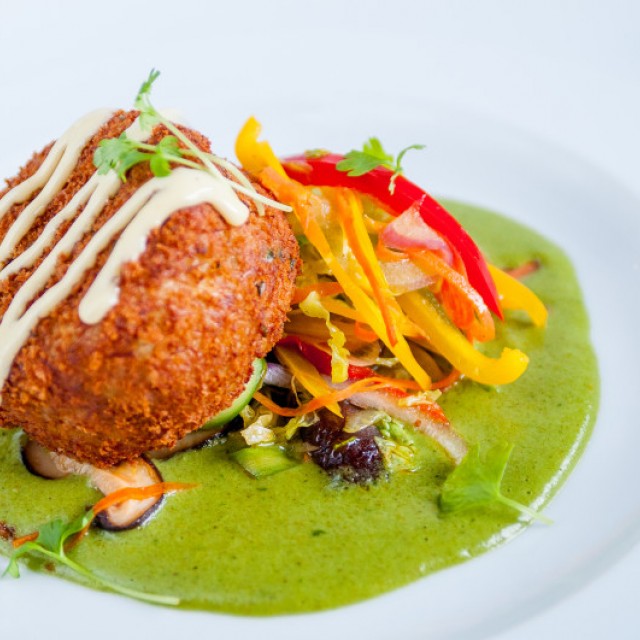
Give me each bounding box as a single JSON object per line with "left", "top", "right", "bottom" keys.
{"left": 336, "top": 138, "right": 425, "bottom": 193}
{"left": 439, "top": 442, "right": 552, "bottom": 523}
{"left": 336, "top": 137, "right": 394, "bottom": 177}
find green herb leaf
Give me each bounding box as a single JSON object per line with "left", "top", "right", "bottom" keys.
{"left": 336, "top": 137, "right": 394, "bottom": 177}
{"left": 3, "top": 509, "right": 180, "bottom": 605}
{"left": 92, "top": 70, "right": 288, "bottom": 215}
{"left": 389, "top": 143, "right": 425, "bottom": 194}
{"left": 134, "top": 69, "right": 162, "bottom": 131}
{"left": 135, "top": 68, "right": 160, "bottom": 106}
{"left": 336, "top": 138, "right": 425, "bottom": 194}
{"left": 93, "top": 131, "right": 187, "bottom": 181}
{"left": 439, "top": 443, "right": 552, "bottom": 523}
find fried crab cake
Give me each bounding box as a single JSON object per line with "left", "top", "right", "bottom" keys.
{"left": 0, "top": 111, "right": 298, "bottom": 466}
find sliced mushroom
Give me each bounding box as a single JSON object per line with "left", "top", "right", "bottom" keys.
{"left": 21, "top": 438, "right": 164, "bottom": 531}
{"left": 91, "top": 458, "right": 164, "bottom": 531}
{"left": 148, "top": 426, "right": 224, "bottom": 460}
{"left": 22, "top": 439, "right": 70, "bottom": 479}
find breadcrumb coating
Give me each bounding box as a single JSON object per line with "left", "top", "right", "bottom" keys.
{"left": 0, "top": 111, "right": 299, "bottom": 466}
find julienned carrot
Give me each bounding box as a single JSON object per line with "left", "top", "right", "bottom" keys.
{"left": 73, "top": 482, "right": 197, "bottom": 544}
{"left": 334, "top": 189, "right": 400, "bottom": 346}
{"left": 12, "top": 482, "right": 198, "bottom": 552}
{"left": 12, "top": 532, "right": 38, "bottom": 548}
{"left": 376, "top": 240, "right": 406, "bottom": 263}
{"left": 259, "top": 168, "right": 431, "bottom": 389}
{"left": 254, "top": 376, "right": 422, "bottom": 417}
{"left": 430, "top": 368, "right": 461, "bottom": 391}
{"left": 354, "top": 321, "right": 379, "bottom": 343}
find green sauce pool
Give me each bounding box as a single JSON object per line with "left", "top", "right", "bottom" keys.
{"left": 0, "top": 202, "right": 599, "bottom": 614}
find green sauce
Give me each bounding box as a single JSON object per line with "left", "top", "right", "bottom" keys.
{"left": 0, "top": 202, "right": 599, "bottom": 614}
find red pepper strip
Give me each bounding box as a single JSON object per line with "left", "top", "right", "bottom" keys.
{"left": 279, "top": 335, "right": 376, "bottom": 380}
{"left": 282, "top": 154, "right": 503, "bottom": 320}
{"left": 280, "top": 335, "right": 425, "bottom": 392}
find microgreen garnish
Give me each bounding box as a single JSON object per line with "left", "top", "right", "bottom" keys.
{"left": 439, "top": 442, "right": 552, "bottom": 524}
{"left": 92, "top": 69, "right": 291, "bottom": 214}
{"left": 94, "top": 133, "right": 186, "bottom": 182}
{"left": 134, "top": 68, "right": 162, "bottom": 131}
{"left": 3, "top": 510, "right": 179, "bottom": 605}
{"left": 336, "top": 137, "right": 425, "bottom": 194}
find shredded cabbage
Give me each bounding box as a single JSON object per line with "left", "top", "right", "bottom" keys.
{"left": 240, "top": 405, "right": 277, "bottom": 445}
{"left": 299, "top": 291, "right": 350, "bottom": 383}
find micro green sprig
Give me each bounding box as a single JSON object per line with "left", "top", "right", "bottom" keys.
{"left": 93, "top": 69, "right": 290, "bottom": 214}
{"left": 3, "top": 510, "right": 179, "bottom": 606}
{"left": 336, "top": 137, "right": 425, "bottom": 194}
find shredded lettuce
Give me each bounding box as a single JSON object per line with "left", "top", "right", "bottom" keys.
{"left": 299, "top": 291, "right": 350, "bottom": 383}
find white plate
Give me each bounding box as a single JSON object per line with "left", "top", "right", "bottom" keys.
{"left": 1, "top": 95, "right": 639, "bottom": 640}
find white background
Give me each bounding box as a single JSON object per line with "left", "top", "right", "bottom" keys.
{"left": 0, "top": 1, "right": 638, "bottom": 638}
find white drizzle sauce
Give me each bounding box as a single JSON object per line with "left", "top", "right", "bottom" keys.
{"left": 0, "top": 109, "right": 114, "bottom": 268}
{"left": 79, "top": 168, "right": 247, "bottom": 323}
{"left": 0, "top": 110, "right": 250, "bottom": 400}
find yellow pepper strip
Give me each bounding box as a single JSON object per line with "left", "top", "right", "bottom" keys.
{"left": 321, "top": 296, "right": 425, "bottom": 341}
{"left": 235, "top": 117, "right": 287, "bottom": 178}
{"left": 407, "top": 248, "right": 496, "bottom": 343}
{"left": 299, "top": 292, "right": 350, "bottom": 384}
{"left": 398, "top": 291, "right": 529, "bottom": 385}
{"left": 319, "top": 297, "right": 364, "bottom": 322}
{"left": 334, "top": 189, "right": 401, "bottom": 346}
{"left": 488, "top": 264, "right": 548, "bottom": 328}
{"left": 260, "top": 168, "right": 431, "bottom": 389}
{"left": 274, "top": 346, "right": 342, "bottom": 416}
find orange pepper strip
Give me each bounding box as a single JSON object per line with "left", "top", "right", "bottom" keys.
{"left": 254, "top": 376, "right": 421, "bottom": 417}
{"left": 292, "top": 282, "right": 344, "bottom": 305}
{"left": 259, "top": 168, "right": 431, "bottom": 389}
{"left": 406, "top": 248, "right": 496, "bottom": 343}
{"left": 334, "top": 189, "right": 400, "bottom": 346}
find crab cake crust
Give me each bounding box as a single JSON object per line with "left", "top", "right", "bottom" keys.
{"left": 0, "top": 111, "right": 298, "bottom": 466}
